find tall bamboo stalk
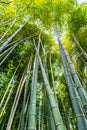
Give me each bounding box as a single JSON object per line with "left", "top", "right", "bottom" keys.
{"left": 0, "top": 58, "right": 22, "bottom": 120}
{"left": 34, "top": 40, "right": 66, "bottom": 130}
{"left": 60, "top": 98, "right": 73, "bottom": 130}
{"left": 0, "top": 57, "right": 22, "bottom": 108}
{"left": 18, "top": 56, "right": 32, "bottom": 130}
{"left": 58, "top": 39, "right": 87, "bottom": 130}
{"left": 42, "top": 44, "right": 55, "bottom": 130}
{"left": 0, "top": 42, "right": 20, "bottom": 66}
{"left": 48, "top": 101, "right": 55, "bottom": 130}
{"left": 28, "top": 40, "right": 40, "bottom": 130}
{"left": 49, "top": 54, "right": 57, "bottom": 100}
{"left": 0, "top": 18, "right": 15, "bottom": 27}
{"left": 6, "top": 57, "right": 32, "bottom": 130}
{"left": 0, "top": 18, "right": 17, "bottom": 42}
{"left": 56, "top": 29, "right": 87, "bottom": 118}
{"left": 0, "top": 18, "right": 31, "bottom": 53}
{"left": 72, "top": 35, "right": 87, "bottom": 60}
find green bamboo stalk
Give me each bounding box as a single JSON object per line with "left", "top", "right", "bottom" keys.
{"left": 28, "top": 57, "right": 38, "bottom": 129}
{"left": 56, "top": 29, "right": 87, "bottom": 117}
{"left": 19, "top": 56, "right": 32, "bottom": 130}
{"left": 6, "top": 67, "right": 27, "bottom": 130}
{"left": 0, "top": 18, "right": 16, "bottom": 42}
{"left": 5, "top": 38, "right": 21, "bottom": 48}
{"left": 28, "top": 39, "right": 40, "bottom": 129}
{"left": 61, "top": 98, "right": 73, "bottom": 130}
{"left": 34, "top": 40, "right": 66, "bottom": 130}
{"left": 0, "top": 44, "right": 15, "bottom": 59}
{"left": 0, "top": 109, "right": 10, "bottom": 130}
{"left": 41, "top": 92, "right": 45, "bottom": 130}
{"left": 59, "top": 45, "right": 87, "bottom": 130}
{"left": 49, "top": 54, "right": 57, "bottom": 100}
{"left": 61, "top": 43, "right": 87, "bottom": 117}
{"left": 36, "top": 84, "right": 42, "bottom": 130}
{"left": 42, "top": 45, "right": 55, "bottom": 130}
{"left": 48, "top": 101, "right": 55, "bottom": 130}
{"left": 0, "top": 35, "right": 35, "bottom": 66}
{"left": 0, "top": 18, "right": 15, "bottom": 27}
{"left": 72, "top": 35, "right": 87, "bottom": 60}
{"left": 0, "top": 18, "right": 31, "bottom": 53}
{"left": 0, "top": 57, "right": 22, "bottom": 110}
{"left": 0, "top": 42, "right": 19, "bottom": 66}
{"left": 23, "top": 92, "right": 31, "bottom": 130}
{"left": 0, "top": 35, "right": 38, "bottom": 62}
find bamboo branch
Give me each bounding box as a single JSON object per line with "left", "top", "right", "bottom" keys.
{"left": 0, "top": 1, "right": 12, "bottom": 4}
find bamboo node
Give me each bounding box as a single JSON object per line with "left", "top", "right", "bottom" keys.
{"left": 56, "top": 123, "right": 64, "bottom": 128}
{"left": 71, "top": 97, "right": 79, "bottom": 101}
{"left": 51, "top": 105, "right": 58, "bottom": 110}
{"left": 76, "top": 114, "right": 85, "bottom": 118}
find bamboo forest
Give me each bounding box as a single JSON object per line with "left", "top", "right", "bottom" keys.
{"left": 0, "top": 0, "right": 87, "bottom": 130}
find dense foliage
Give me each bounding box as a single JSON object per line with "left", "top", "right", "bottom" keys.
{"left": 0, "top": 0, "right": 87, "bottom": 130}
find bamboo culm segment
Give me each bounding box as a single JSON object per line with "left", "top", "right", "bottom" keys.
{"left": 60, "top": 41, "right": 87, "bottom": 117}
{"left": 6, "top": 57, "right": 32, "bottom": 130}
{"left": 0, "top": 18, "right": 30, "bottom": 53}
{"left": 34, "top": 41, "right": 66, "bottom": 130}
{"left": 56, "top": 30, "right": 87, "bottom": 118}
{"left": 57, "top": 34, "right": 87, "bottom": 130}
{"left": 28, "top": 42, "right": 39, "bottom": 130}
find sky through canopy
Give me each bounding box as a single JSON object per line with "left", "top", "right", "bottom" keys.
{"left": 78, "top": 0, "right": 87, "bottom": 4}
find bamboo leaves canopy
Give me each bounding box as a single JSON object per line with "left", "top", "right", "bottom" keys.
{"left": 0, "top": 0, "right": 87, "bottom": 130}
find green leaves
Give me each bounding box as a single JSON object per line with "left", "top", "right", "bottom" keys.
{"left": 68, "top": 4, "right": 87, "bottom": 33}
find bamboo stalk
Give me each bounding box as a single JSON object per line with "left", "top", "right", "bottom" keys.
{"left": 0, "top": 57, "right": 22, "bottom": 109}
{"left": 72, "top": 35, "right": 87, "bottom": 60}
{"left": 19, "top": 56, "right": 32, "bottom": 130}
{"left": 48, "top": 101, "right": 55, "bottom": 130}
{"left": 34, "top": 40, "right": 66, "bottom": 130}
{"left": 28, "top": 40, "right": 39, "bottom": 130}
{"left": 0, "top": 18, "right": 15, "bottom": 27}
{"left": 56, "top": 28, "right": 87, "bottom": 118}
{"left": 6, "top": 66, "right": 27, "bottom": 130}
{"left": 0, "top": 18, "right": 17, "bottom": 42}
{"left": 0, "top": 42, "right": 19, "bottom": 66}
{"left": 59, "top": 43, "right": 87, "bottom": 130}
{"left": 0, "top": 44, "right": 15, "bottom": 59}
{"left": 0, "top": 18, "right": 31, "bottom": 53}
{"left": 49, "top": 54, "right": 57, "bottom": 100}
{"left": 61, "top": 98, "right": 73, "bottom": 130}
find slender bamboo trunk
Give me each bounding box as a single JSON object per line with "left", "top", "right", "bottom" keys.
{"left": 59, "top": 42, "right": 87, "bottom": 130}
{"left": 36, "top": 84, "right": 42, "bottom": 130}
{"left": 0, "top": 18, "right": 31, "bottom": 53}
{"left": 28, "top": 40, "right": 40, "bottom": 130}
{"left": 0, "top": 35, "right": 35, "bottom": 66}
{"left": 48, "top": 101, "right": 55, "bottom": 130}
{"left": 28, "top": 58, "right": 38, "bottom": 130}
{"left": 0, "top": 18, "right": 17, "bottom": 42}
{"left": 34, "top": 40, "right": 66, "bottom": 130}
{"left": 72, "top": 35, "right": 87, "bottom": 60}
{"left": 41, "top": 91, "right": 45, "bottom": 130}
{"left": 0, "top": 57, "right": 22, "bottom": 107}
{"left": 61, "top": 98, "right": 73, "bottom": 130}
{"left": 21, "top": 57, "right": 32, "bottom": 130}
{"left": 0, "top": 44, "right": 15, "bottom": 59}
{"left": 0, "top": 18, "right": 15, "bottom": 27}
{"left": 61, "top": 43, "right": 87, "bottom": 117}
{"left": 50, "top": 54, "right": 57, "bottom": 100}
{"left": 6, "top": 64, "right": 28, "bottom": 130}
{"left": 56, "top": 29, "right": 87, "bottom": 118}
{"left": 0, "top": 42, "right": 19, "bottom": 66}
{"left": 42, "top": 44, "right": 55, "bottom": 130}
{"left": 23, "top": 92, "right": 31, "bottom": 130}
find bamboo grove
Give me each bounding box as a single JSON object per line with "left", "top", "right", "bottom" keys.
{"left": 0, "top": 0, "right": 87, "bottom": 130}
